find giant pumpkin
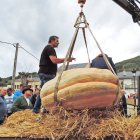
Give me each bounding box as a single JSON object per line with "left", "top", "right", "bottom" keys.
{"left": 40, "top": 68, "right": 120, "bottom": 110}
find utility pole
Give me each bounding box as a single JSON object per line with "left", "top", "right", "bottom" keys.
{"left": 132, "top": 69, "right": 137, "bottom": 92}
{"left": 11, "top": 43, "right": 19, "bottom": 90}
{"left": 137, "top": 76, "right": 140, "bottom": 114}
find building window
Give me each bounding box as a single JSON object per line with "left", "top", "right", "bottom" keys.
{"left": 17, "top": 85, "right": 19, "bottom": 89}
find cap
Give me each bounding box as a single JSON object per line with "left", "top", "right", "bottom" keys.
{"left": 22, "top": 87, "right": 33, "bottom": 94}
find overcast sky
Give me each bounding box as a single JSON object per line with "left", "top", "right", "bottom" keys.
{"left": 0, "top": 0, "right": 140, "bottom": 78}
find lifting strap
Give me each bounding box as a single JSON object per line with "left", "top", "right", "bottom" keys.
{"left": 87, "top": 25, "right": 117, "bottom": 76}
{"left": 87, "top": 25, "right": 121, "bottom": 105}
{"left": 54, "top": 27, "right": 80, "bottom": 105}
{"left": 82, "top": 28, "right": 90, "bottom": 65}
{"left": 53, "top": 8, "right": 121, "bottom": 106}
{"left": 65, "top": 28, "right": 79, "bottom": 71}
{"left": 53, "top": 11, "right": 86, "bottom": 105}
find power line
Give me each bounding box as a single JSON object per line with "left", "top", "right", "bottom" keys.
{"left": 0, "top": 40, "right": 15, "bottom": 47}
{"left": 19, "top": 45, "right": 39, "bottom": 61}
{"left": 0, "top": 40, "right": 39, "bottom": 61}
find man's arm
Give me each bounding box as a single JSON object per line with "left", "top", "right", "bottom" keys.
{"left": 11, "top": 98, "right": 22, "bottom": 112}
{"left": 49, "top": 55, "right": 75, "bottom": 64}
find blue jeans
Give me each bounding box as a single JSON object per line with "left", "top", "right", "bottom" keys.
{"left": 32, "top": 73, "right": 55, "bottom": 113}
{"left": 39, "top": 73, "right": 55, "bottom": 88}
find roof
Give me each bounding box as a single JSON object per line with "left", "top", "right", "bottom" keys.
{"left": 58, "top": 63, "right": 88, "bottom": 72}
{"left": 117, "top": 71, "right": 140, "bottom": 79}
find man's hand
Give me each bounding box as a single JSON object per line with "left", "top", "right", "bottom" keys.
{"left": 67, "top": 57, "right": 76, "bottom": 62}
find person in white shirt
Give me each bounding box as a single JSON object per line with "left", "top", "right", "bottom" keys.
{"left": 5, "top": 88, "right": 14, "bottom": 116}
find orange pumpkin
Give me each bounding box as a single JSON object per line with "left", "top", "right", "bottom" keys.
{"left": 40, "top": 68, "right": 120, "bottom": 110}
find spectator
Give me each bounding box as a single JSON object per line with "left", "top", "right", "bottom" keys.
{"left": 33, "top": 35, "right": 75, "bottom": 113}
{"left": 30, "top": 88, "right": 40, "bottom": 106}
{"left": 91, "top": 53, "right": 117, "bottom": 73}
{"left": 13, "top": 84, "right": 23, "bottom": 101}
{"left": 11, "top": 87, "right": 33, "bottom": 113}
{"left": 5, "top": 88, "right": 14, "bottom": 116}
{"left": 0, "top": 87, "right": 7, "bottom": 124}
{"left": 119, "top": 90, "right": 127, "bottom": 116}
{"left": 133, "top": 92, "right": 138, "bottom": 109}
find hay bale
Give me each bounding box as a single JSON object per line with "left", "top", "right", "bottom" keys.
{"left": 0, "top": 108, "right": 140, "bottom": 139}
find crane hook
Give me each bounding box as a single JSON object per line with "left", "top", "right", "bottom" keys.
{"left": 78, "top": 0, "right": 86, "bottom": 4}
{"left": 78, "top": 0, "right": 86, "bottom": 9}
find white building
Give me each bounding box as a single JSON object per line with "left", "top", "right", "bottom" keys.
{"left": 117, "top": 71, "right": 140, "bottom": 94}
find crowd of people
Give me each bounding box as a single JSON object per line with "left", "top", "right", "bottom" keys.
{"left": 1, "top": 35, "right": 129, "bottom": 125}
{"left": 0, "top": 85, "right": 40, "bottom": 125}
{"left": 0, "top": 36, "right": 76, "bottom": 125}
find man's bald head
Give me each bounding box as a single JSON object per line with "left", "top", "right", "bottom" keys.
{"left": 0, "top": 87, "right": 7, "bottom": 96}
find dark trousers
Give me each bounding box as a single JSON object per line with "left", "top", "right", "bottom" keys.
{"left": 0, "top": 120, "right": 4, "bottom": 125}
{"left": 32, "top": 73, "right": 55, "bottom": 113}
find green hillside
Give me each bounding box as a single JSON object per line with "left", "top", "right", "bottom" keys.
{"left": 0, "top": 56, "right": 140, "bottom": 86}
{"left": 0, "top": 72, "right": 38, "bottom": 87}
{"left": 115, "top": 55, "right": 140, "bottom": 72}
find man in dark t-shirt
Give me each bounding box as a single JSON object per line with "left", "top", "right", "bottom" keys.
{"left": 38, "top": 45, "right": 57, "bottom": 88}
{"left": 38, "top": 45, "right": 57, "bottom": 75}
{"left": 33, "top": 36, "right": 75, "bottom": 113}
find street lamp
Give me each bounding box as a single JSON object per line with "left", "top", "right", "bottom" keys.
{"left": 132, "top": 69, "right": 136, "bottom": 92}
{"left": 123, "top": 69, "right": 127, "bottom": 89}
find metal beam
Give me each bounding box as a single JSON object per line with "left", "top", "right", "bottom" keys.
{"left": 113, "top": 0, "right": 140, "bottom": 22}
{"left": 138, "top": 76, "right": 140, "bottom": 113}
